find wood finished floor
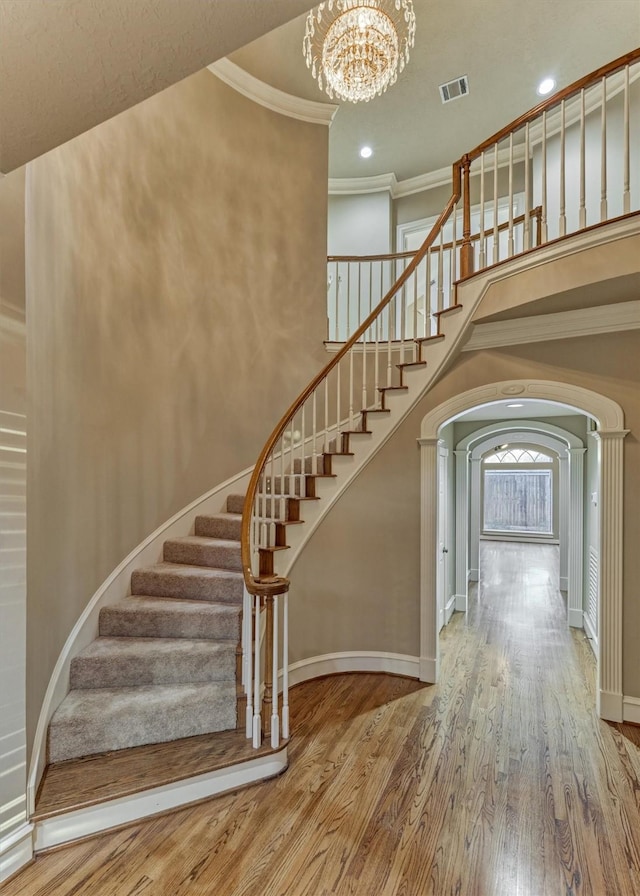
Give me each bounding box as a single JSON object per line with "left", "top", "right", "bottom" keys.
{"left": 7, "top": 542, "right": 640, "bottom": 895}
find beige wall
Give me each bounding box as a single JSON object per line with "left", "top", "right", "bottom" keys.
{"left": 25, "top": 70, "right": 329, "bottom": 752}
{"left": 289, "top": 331, "right": 640, "bottom": 695}
{"left": 0, "top": 167, "right": 26, "bottom": 318}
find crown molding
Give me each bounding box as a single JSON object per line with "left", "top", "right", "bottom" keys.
{"left": 329, "top": 144, "right": 527, "bottom": 198}
{"left": 462, "top": 299, "right": 640, "bottom": 352}
{"left": 207, "top": 59, "right": 337, "bottom": 127}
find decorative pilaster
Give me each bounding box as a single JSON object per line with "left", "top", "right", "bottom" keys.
{"left": 593, "top": 429, "right": 628, "bottom": 721}
{"left": 418, "top": 437, "right": 439, "bottom": 683}
{"left": 567, "top": 448, "right": 586, "bottom": 628}
{"left": 454, "top": 450, "right": 470, "bottom": 611}
{"left": 469, "top": 458, "right": 482, "bottom": 581}
{"left": 558, "top": 454, "right": 569, "bottom": 592}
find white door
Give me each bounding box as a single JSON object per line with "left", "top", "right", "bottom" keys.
{"left": 437, "top": 447, "right": 449, "bottom": 631}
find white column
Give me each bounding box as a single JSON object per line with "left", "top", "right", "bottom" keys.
{"left": 454, "top": 449, "right": 469, "bottom": 611}
{"left": 558, "top": 454, "right": 569, "bottom": 592}
{"left": 567, "top": 448, "right": 586, "bottom": 628}
{"left": 468, "top": 458, "right": 481, "bottom": 581}
{"left": 419, "top": 437, "right": 439, "bottom": 683}
{"left": 594, "top": 430, "right": 627, "bottom": 721}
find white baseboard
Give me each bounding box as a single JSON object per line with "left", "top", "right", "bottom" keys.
{"left": 598, "top": 690, "right": 623, "bottom": 723}
{"left": 568, "top": 608, "right": 584, "bottom": 629}
{"left": 286, "top": 651, "right": 420, "bottom": 689}
{"left": 0, "top": 823, "right": 34, "bottom": 883}
{"left": 623, "top": 696, "right": 640, "bottom": 725}
{"left": 454, "top": 593, "right": 467, "bottom": 612}
{"left": 445, "top": 594, "right": 456, "bottom": 624}
{"left": 419, "top": 655, "right": 437, "bottom": 684}
{"left": 560, "top": 576, "right": 568, "bottom": 592}
{"left": 583, "top": 613, "right": 598, "bottom": 652}
{"left": 34, "top": 748, "right": 287, "bottom": 852}
{"left": 468, "top": 568, "right": 479, "bottom": 582}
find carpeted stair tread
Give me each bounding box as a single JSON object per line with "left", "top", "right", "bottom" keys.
{"left": 99, "top": 596, "right": 240, "bottom": 641}
{"left": 131, "top": 563, "right": 243, "bottom": 603}
{"left": 163, "top": 535, "right": 241, "bottom": 570}
{"left": 195, "top": 513, "right": 242, "bottom": 540}
{"left": 226, "top": 494, "right": 245, "bottom": 514}
{"left": 48, "top": 682, "right": 237, "bottom": 764}
{"left": 70, "top": 637, "right": 236, "bottom": 689}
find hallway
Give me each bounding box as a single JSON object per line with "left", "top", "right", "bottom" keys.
{"left": 6, "top": 544, "right": 640, "bottom": 895}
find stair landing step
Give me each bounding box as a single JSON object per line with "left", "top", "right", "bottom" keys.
{"left": 48, "top": 681, "right": 237, "bottom": 763}
{"left": 34, "top": 726, "right": 284, "bottom": 822}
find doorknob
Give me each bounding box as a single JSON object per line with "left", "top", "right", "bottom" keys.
{"left": 442, "top": 547, "right": 448, "bottom": 553}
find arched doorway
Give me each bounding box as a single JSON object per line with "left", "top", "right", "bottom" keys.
{"left": 418, "top": 380, "right": 627, "bottom": 722}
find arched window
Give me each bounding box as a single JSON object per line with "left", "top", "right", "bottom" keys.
{"left": 482, "top": 444, "right": 555, "bottom": 536}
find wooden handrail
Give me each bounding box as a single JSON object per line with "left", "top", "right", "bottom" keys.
{"left": 466, "top": 48, "right": 640, "bottom": 162}
{"left": 326, "top": 207, "right": 543, "bottom": 265}
{"left": 241, "top": 165, "right": 463, "bottom": 595}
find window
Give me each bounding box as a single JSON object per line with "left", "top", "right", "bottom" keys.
{"left": 482, "top": 445, "right": 554, "bottom": 536}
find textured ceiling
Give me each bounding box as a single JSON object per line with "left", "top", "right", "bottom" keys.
{"left": 231, "top": 0, "right": 640, "bottom": 181}
{"left": 0, "top": 0, "right": 315, "bottom": 173}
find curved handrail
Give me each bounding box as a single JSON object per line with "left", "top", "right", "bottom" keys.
{"left": 467, "top": 48, "right": 640, "bottom": 163}
{"left": 241, "top": 172, "right": 462, "bottom": 594}
{"left": 241, "top": 45, "right": 640, "bottom": 599}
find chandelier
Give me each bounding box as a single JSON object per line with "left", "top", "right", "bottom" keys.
{"left": 303, "top": 0, "right": 416, "bottom": 104}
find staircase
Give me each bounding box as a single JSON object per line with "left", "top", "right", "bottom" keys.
{"left": 36, "top": 46, "right": 640, "bottom": 845}
{"left": 47, "top": 495, "right": 246, "bottom": 763}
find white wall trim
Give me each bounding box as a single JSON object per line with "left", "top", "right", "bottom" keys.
{"left": 208, "top": 59, "right": 337, "bottom": 126}
{"left": 623, "top": 696, "right": 640, "bottom": 726}
{"left": 444, "top": 593, "right": 456, "bottom": 625}
{"left": 0, "top": 822, "right": 34, "bottom": 883}
{"left": 420, "top": 382, "right": 626, "bottom": 723}
{"left": 421, "top": 382, "right": 624, "bottom": 437}
{"left": 27, "top": 465, "right": 254, "bottom": 816}
{"left": 33, "top": 749, "right": 287, "bottom": 853}
{"left": 329, "top": 145, "right": 527, "bottom": 198}
{"left": 584, "top": 611, "right": 598, "bottom": 653}
{"left": 285, "top": 651, "right": 420, "bottom": 687}
{"left": 463, "top": 300, "right": 640, "bottom": 352}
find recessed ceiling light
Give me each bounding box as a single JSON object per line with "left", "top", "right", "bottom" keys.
{"left": 359, "top": 145, "right": 373, "bottom": 159}
{"left": 537, "top": 77, "right": 556, "bottom": 96}
{"left": 507, "top": 403, "right": 524, "bottom": 408}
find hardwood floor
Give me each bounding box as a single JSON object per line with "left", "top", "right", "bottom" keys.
{"left": 7, "top": 542, "right": 640, "bottom": 895}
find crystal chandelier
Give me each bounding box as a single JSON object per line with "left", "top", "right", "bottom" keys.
{"left": 303, "top": 0, "right": 416, "bottom": 104}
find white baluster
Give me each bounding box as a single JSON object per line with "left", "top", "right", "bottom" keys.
{"left": 541, "top": 111, "right": 548, "bottom": 243}
{"left": 451, "top": 202, "right": 457, "bottom": 303}
{"left": 282, "top": 592, "right": 289, "bottom": 740}
{"left": 356, "top": 262, "right": 362, "bottom": 332}
{"left": 337, "top": 358, "right": 342, "bottom": 436}
{"left": 334, "top": 262, "right": 340, "bottom": 341}
{"left": 374, "top": 294, "right": 380, "bottom": 404}
{"left": 400, "top": 280, "right": 406, "bottom": 364}
{"left": 252, "top": 594, "right": 262, "bottom": 748}
{"left": 524, "top": 122, "right": 531, "bottom": 250}
{"left": 244, "top": 586, "right": 253, "bottom": 739}
{"left": 412, "top": 266, "right": 418, "bottom": 357}
{"left": 479, "top": 151, "right": 486, "bottom": 268}
{"left": 493, "top": 142, "right": 499, "bottom": 263}
{"left": 271, "top": 595, "right": 280, "bottom": 748}
{"left": 601, "top": 77, "right": 608, "bottom": 222}
{"left": 323, "top": 377, "right": 329, "bottom": 454}
{"left": 362, "top": 322, "right": 367, "bottom": 413}
{"left": 508, "top": 133, "right": 514, "bottom": 257}
{"left": 349, "top": 346, "right": 355, "bottom": 430}
{"left": 559, "top": 99, "right": 567, "bottom": 236}
{"left": 279, "top": 431, "right": 285, "bottom": 521}
{"left": 624, "top": 64, "right": 630, "bottom": 214}
{"left": 300, "top": 406, "right": 306, "bottom": 489}
{"left": 438, "top": 228, "right": 445, "bottom": 311}
{"left": 368, "top": 260, "right": 373, "bottom": 321}
{"left": 579, "top": 88, "right": 587, "bottom": 229}
{"left": 346, "top": 263, "right": 351, "bottom": 337}
{"left": 426, "top": 248, "right": 433, "bottom": 337}
{"left": 386, "top": 304, "right": 392, "bottom": 387}
{"left": 312, "top": 392, "right": 318, "bottom": 474}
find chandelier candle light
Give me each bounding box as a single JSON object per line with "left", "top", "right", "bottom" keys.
{"left": 303, "top": 0, "right": 416, "bottom": 103}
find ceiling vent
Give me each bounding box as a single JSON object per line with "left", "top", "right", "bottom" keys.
{"left": 439, "top": 75, "right": 469, "bottom": 104}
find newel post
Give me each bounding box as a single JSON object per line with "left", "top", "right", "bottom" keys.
{"left": 460, "top": 155, "right": 474, "bottom": 279}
